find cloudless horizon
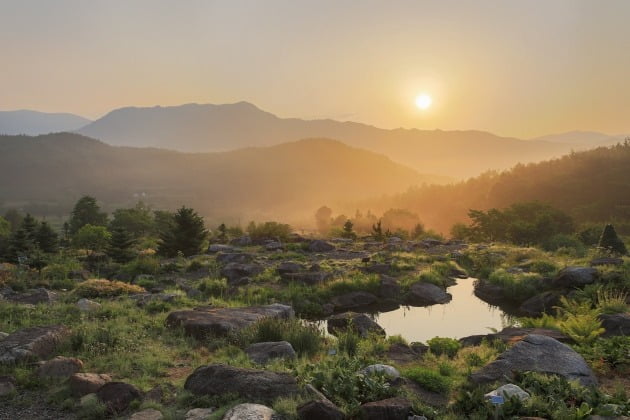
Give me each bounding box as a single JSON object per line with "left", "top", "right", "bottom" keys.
{"left": 2, "top": 0, "right": 630, "bottom": 138}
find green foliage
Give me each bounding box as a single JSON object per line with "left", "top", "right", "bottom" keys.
{"left": 69, "top": 196, "right": 108, "bottom": 234}
{"left": 109, "top": 202, "right": 155, "bottom": 238}
{"left": 575, "top": 336, "right": 630, "bottom": 369}
{"left": 542, "top": 233, "right": 585, "bottom": 253}
{"left": 246, "top": 221, "right": 292, "bottom": 242}
{"left": 599, "top": 224, "right": 628, "bottom": 255}
{"left": 198, "top": 277, "right": 228, "bottom": 298}
{"left": 235, "top": 317, "right": 323, "bottom": 357}
{"left": 402, "top": 366, "right": 452, "bottom": 394}
{"left": 487, "top": 269, "right": 544, "bottom": 301}
{"left": 337, "top": 330, "right": 360, "bottom": 357}
{"left": 371, "top": 219, "right": 384, "bottom": 241}
{"left": 555, "top": 297, "right": 605, "bottom": 344}
{"left": 157, "top": 206, "right": 207, "bottom": 257}
{"left": 427, "top": 337, "right": 461, "bottom": 358}
{"left": 341, "top": 219, "right": 356, "bottom": 239}
{"left": 73, "top": 224, "right": 111, "bottom": 255}
{"left": 519, "top": 313, "right": 559, "bottom": 329}
{"left": 120, "top": 256, "right": 160, "bottom": 278}
{"left": 107, "top": 226, "right": 136, "bottom": 263}
{"left": 74, "top": 279, "right": 145, "bottom": 298}
{"left": 595, "top": 288, "right": 629, "bottom": 314}
{"left": 35, "top": 221, "right": 59, "bottom": 253}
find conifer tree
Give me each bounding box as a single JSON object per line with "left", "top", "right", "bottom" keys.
{"left": 157, "top": 206, "right": 207, "bottom": 257}
{"left": 342, "top": 219, "right": 356, "bottom": 239}
{"left": 107, "top": 226, "right": 136, "bottom": 263}
{"left": 36, "top": 221, "right": 59, "bottom": 253}
{"left": 69, "top": 196, "right": 108, "bottom": 234}
{"left": 598, "top": 224, "right": 628, "bottom": 255}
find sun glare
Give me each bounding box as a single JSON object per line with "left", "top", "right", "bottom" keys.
{"left": 415, "top": 94, "right": 432, "bottom": 110}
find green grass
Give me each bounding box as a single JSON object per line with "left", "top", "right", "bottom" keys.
{"left": 402, "top": 366, "right": 452, "bottom": 394}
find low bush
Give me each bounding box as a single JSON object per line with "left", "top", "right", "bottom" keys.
{"left": 402, "top": 366, "right": 452, "bottom": 394}
{"left": 236, "top": 317, "right": 323, "bottom": 357}
{"left": 198, "top": 278, "right": 228, "bottom": 298}
{"left": 74, "top": 279, "right": 145, "bottom": 298}
{"left": 427, "top": 337, "right": 461, "bottom": 358}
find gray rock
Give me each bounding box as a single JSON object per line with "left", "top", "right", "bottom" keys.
{"left": 130, "top": 408, "right": 164, "bottom": 420}
{"left": 264, "top": 241, "right": 283, "bottom": 251}
{"left": 96, "top": 381, "right": 142, "bottom": 414}
{"left": 76, "top": 298, "right": 101, "bottom": 312}
{"left": 222, "top": 403, "right": 276, "bottom": 420}
{"left": 331, "top": 291, "right": 378, "bottom": 311}
{"left": 297, "top": 399, "right": 345, "bottom": 420}
{"left": 208, "top": 244, "right": 235, "bottom": 253}
{"left": 519, "top": 291, "right": 561, "bottom": 317}
{"left": 600, "top": 313, "right": 630, "bottom": 337}
{"left": 406, "top": 282, "right": 451, "bottom": 306}
{"left": 0, "top": 332, "right": 8, "bottom": 341}
{"left": 36, "top": 356, "right": 83, "bottom": 379}
{"left": 277, "top": 261, "right": 304, "bottom": 275}
{"left": 379, "top": 275, "right": 401, "bottom": 299}
{"left": 361, "top": 264, "right": 393, "bottom": 275}
{"left": 327, "top": 312, "right": 385, "bottom": 338}
{"left": 359, "top": 397, "right": 411, "bottom": 420}
{"left": 0, "top": 325, "right": 70, "bottom": 364}
{"left": 185, "top": 408, "right": 215, "bottom": 420}
{"left": 485, "top": 383, "right": 530, "bottom": 401}
{"left": 221, "top": 262, "right": 263, "bottom": 283}
{"left": 230, "top": 236, "right": 252, "bottom": 247}
{"left": 166, "top": 304, "right": 294, "bottom": 339}
{"left": 361, "top": 364, "right": 400, "bottom": 380}
{"left": 308, "top": 240, "right": 335, "bottom": 253}
{"left": 460, "top": 326, "right": 571, "bottom": 347}
{"left": 246, "top": 341, "right": 297, "bottom": 364}
{"left": 590, "top": 257, "right": 624, "bottom": 266}
{"left": 470, "top": 334, "right": 597, "bottom": 387}
{"left": 386, "top": 343, "right": 422, "bottom": 364}
{"left": 131, "top": 293, "right": 178, "bottom": 307}
{"left": 185, "top": 364, "right": 299, "bottom": 402}
{"left": 552, "top": 267, "right": 598, "bottom": 289}
{"left": 282, "top": 271, "right": 332, "bottom": 285}
{"left": 216, "top": 252, "right": 254, "bottom": 264}
{"left": 6, "top": 288, "right": 58, "bottom": 305}
{"left": 0, "top": 375, "right": 16, "bottom": 397}
{"left": 69, "top": 372, "right": 112, "bottom": 397}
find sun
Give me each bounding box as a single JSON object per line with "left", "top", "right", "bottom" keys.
{"left": 415, "top": 93, "right": 432, "bottom": 110}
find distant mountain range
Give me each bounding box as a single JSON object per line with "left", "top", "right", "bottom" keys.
{"left": 76, "top": 102, "right": 627, "bottom": 178}
{"left": 0, "top": 110, "right": 91, "bottom": 135}
{"left": 0, "top": 133, "right": 443, "bottom": 223}
{"left": 530, "top": 130, "right": 626, "bottom": 146}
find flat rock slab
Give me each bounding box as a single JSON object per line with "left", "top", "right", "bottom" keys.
{"left": 245, "top": 341, "right": 296, "bottom": 364}
{"left": 470, "top": 334, "right": 597, "bottom": 387}
{"left": 0, "top": 325, "right": 70, "bottom": 364}
{"left": 600, "top": 313, "right": 630, "bottom": 337}
{"left": 166, "top": 304, "right": 294, "bottom": 339}
{"left": 184, "top": 364, "right": 299, "bottom": 402}
{"left": 406, "top": 282, "right": 451, "bottom": 306}
{"left": 327, "top": 312, "right": 385, "bottom": 338}
{"left": 460, "top": 327, "right": 571, "bottom": 347}
{"left": 360, "top": 397, "right": 412, "bottom": 420}
{"left": 222, "top": 403, "right": 276, "bottom": 420}
{"left": 96, "top": 381, "right": 142, "bottom": 414}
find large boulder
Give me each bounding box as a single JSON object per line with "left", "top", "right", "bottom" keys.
{"left": 327, "top": 312, "right": 385, "bottom": 338}
{"left": 308, "top": 240, "right": 335, "bottom": 253}
{"left": 599, "top": 313, "right": 630, "bottom": 337}
{"left": 361, "top": 364, "right": 400, "bottom": 380}
{"left": 0, "top": 325, "right": 69, "bottom": 364}
{"left": 184, "top": 364, "right": 299, "bottom": 402}
{"left": 36, "top": 356, "right": 83, "bottom": 379}
{"left": 460, "top": 327, "right": 571, "bottom": 347}
{"left": 220, "top": 263, "right": 263, "bottom": 284}
{"left": 166, "top": 304, "right": 294, "bottom": 339}
{"left": 5, "top": 288, "right": 58, "bottom": 305}
{"left": 69, "top": 372, "right": 112, "bottom": 397}
{"left": 470, "top": 334, "right": 597, "bottom": 387}
{"left": 406, "top": 283, "right": 451, "bottom": 306}
{"left": 245, "top": 341, "right": 297, "bottom": 364}
{"left": 518, "top": 291, "right": 561, "bottom": 317}
{"left": 297, "top": 399, "right": 345, "bottom": 420}
{"left": 552, "top": 267, "right": 598, "bottom": 289}
{"left": 76, "top": 298, "right": 102, "bottom": 312}
{"left": 331, "top": 291, "right": 378, "bottom": 311}
{"left": 359, "top": 397, "right": 411, "bottom": 420}
{"left": 379, "top": 275, "right": 401, "bottom": 299}
{"left": 222, "top": 403, "right": 276, "bottom": 420}
{"left": 277, "top": 261, "right": 304, "bottom": 276}
{"left": 96, "top": 381, "right": 142, "bottom": 414}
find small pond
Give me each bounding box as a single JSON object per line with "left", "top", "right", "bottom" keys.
{"left": 374, "top": 278, "right": 514, "bottom": 343}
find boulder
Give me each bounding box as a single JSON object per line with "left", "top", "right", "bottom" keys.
{"left": 0, "top": 332, "right": 9, "bottom": 341}
{"left": 0, "top": 375, "right": 16, "bottom": 397}
{"left": 361, "top": 264, "right": 393, "bottom": 275}
{"left": 208, "top": 244, "right": 235, "bottom": 253}
{"left": 264, "top": 241, "right": 283, "bottom": 251}
{"left": 281, "top": 271, "right": 332, "bottom": 285}
{"left": 394, "top": 377, "right": 448, "bottom": 407}
{"left": 185, "top": 408, "right": 215, "bottom": 420}
{"left": 378, "top": 275, "right": 401, "bottom": 299}
{"left": 6, "top": 288, "right": 57, "bottom": 305}
{"left": 96, "top": 382, "right": 142, "bottom": 414}
{"left": 76, "top": 298, "right": 101, "bottom": 312}
{"left": 308, "top": 240, "right": 335, "bottom": 253}
{"left": 460, "top": 326, "right": 571, "bottom": 347}
{"left": 359, "top": 397, "right": 411, "bottom": 420}
{"left": 386, "top": 343, "right": 421, "bottom": 364}
{"left": 277, "top": 261, "right": 304, "bottom": 275}
{"left": 245, "top": 341, "right": 297, "bottom": 364}
{"left": 222, "top": 403, "right": 276, "bottom": 420}
{"left": 230, "top": 236, "right": 252, "bottom": 247}
{"left": 166, "top": 304, "right": 294, "bottom": 339}
{"left": 36, "top": 356, "right": 83, "bottom": 379}
{"left": 331, "top": 291, "right": 378, "bottom": 311}
{"left": 518, "top": 291, "right": 561, "bottom": 317}
{"left": 221, "top": 263, "right": 263, "bottom": 284}
{"left": 599, "top": 313, "right": 630, "bottom": 337}
{"left": 470, "top": 334, "right": 597, "bottom": 387}
{"left": 473, "top": 281, "right": 506, "bottom": 305}
{"left": 590, "top": 257, "right": 624, "bottom": 267}
{"left": 131, "top": 293, "right": 178, "bottom": 307}
{"left": 0, "top": 325, "right": 69, "bottom": 364}
{"left": 552, "top": 267, "right": 598, "bottom": 289}
{"left": 406, "top": 283, "right": 451, "bottom": 306}
{"left": 327, "top": 312, "right": 385, "bottom": 338}
{"left": 184, "top": 364, "right": 299, "bottom": 402}
{"left": 361, "top": 364, "right": 400, "bottom": 380}
{"left": 485, "top": 383, "right": 530, "bottom": 402}
{"left": 216, "top": 252, "right": 254, "bottom": 264}
{"left": 69, "top": 373, "right": 112, "bottom": 397}
{"left": 130, "top": 408, "right": 164, "bottom": 420}
{"left": 297, "top": 399, "right": 345, "bottom": 420}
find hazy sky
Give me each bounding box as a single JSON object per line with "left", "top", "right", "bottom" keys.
{"left": 2, "top": 1, "right": 630, "bottom": 138}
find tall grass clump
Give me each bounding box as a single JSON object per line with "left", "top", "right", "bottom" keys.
{"left": 402, "top": 366, "right": 452, "bottom": 394}
{"left": 236, "top": 317, "right": 323, "bottom": 357}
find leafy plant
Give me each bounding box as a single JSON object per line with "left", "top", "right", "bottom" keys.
{"left": 402, "top": 366, "right": 452, "bottom": 394}
{"left": 427, "top": 337, "right": 461, "bottom": 358}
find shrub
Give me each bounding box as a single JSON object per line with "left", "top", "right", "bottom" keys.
{"left": 198, "top": 278, "right": 228, "bottom": 298}
{"left": 402, "top": 366, "right": 452, "bottom": 394}
{"left": 74, "top": 279, "right": 145, "bottom": 298}
{"left": 427, "top": 337, "right": 461, "bottom": 358}
{"left": 247, "top": 221, "right": 292, "bottom": 242}
{"left": 236, "top": 317, "right": 323, "bottom": 357}
{"left": 120, "top": 256, "right": 161, "bottom": 278}
{"left": 337, "top": 330, "right": 360, "bottom": 357}
{"left": 596, "top": 288, "right": 629, "bottom": 314}
{"left": 542, "top": 234, "right": 585, "bottom": 253}
{"left": 488, "top": 269, "right": 544, "bottom": 301}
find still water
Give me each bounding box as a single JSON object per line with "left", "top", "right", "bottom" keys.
{"left": 373, "top": 278, "right": 513, "bottom": 343}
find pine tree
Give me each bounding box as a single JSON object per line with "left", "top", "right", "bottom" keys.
{"left": 69, "top": 196, "right": 108, "bottom": 234}
{"left": 21, "top": 213, "right": 39, "bottom": 242}
{"left": 372, "top": 219, "right": 384, "bottom": 241}
{"left": 217, "top": 223, "right": 227, "bottom": 243}
{"left": 8, "top": 228, "right": 34, "bottom": 263}
{"left": 598, "top": 224, "right": 628, "bottom": 255}
{"left": 157, "top": 206, "right": 207, "bottom": 257}
{"left": 107, "top": 226, "right": 136, "bottom": 263}
{"left": 342, "top": 219, "right": 356, "bottom": 239}
{"left": 36, "top": 221, "right": 59, "bottom": 253}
